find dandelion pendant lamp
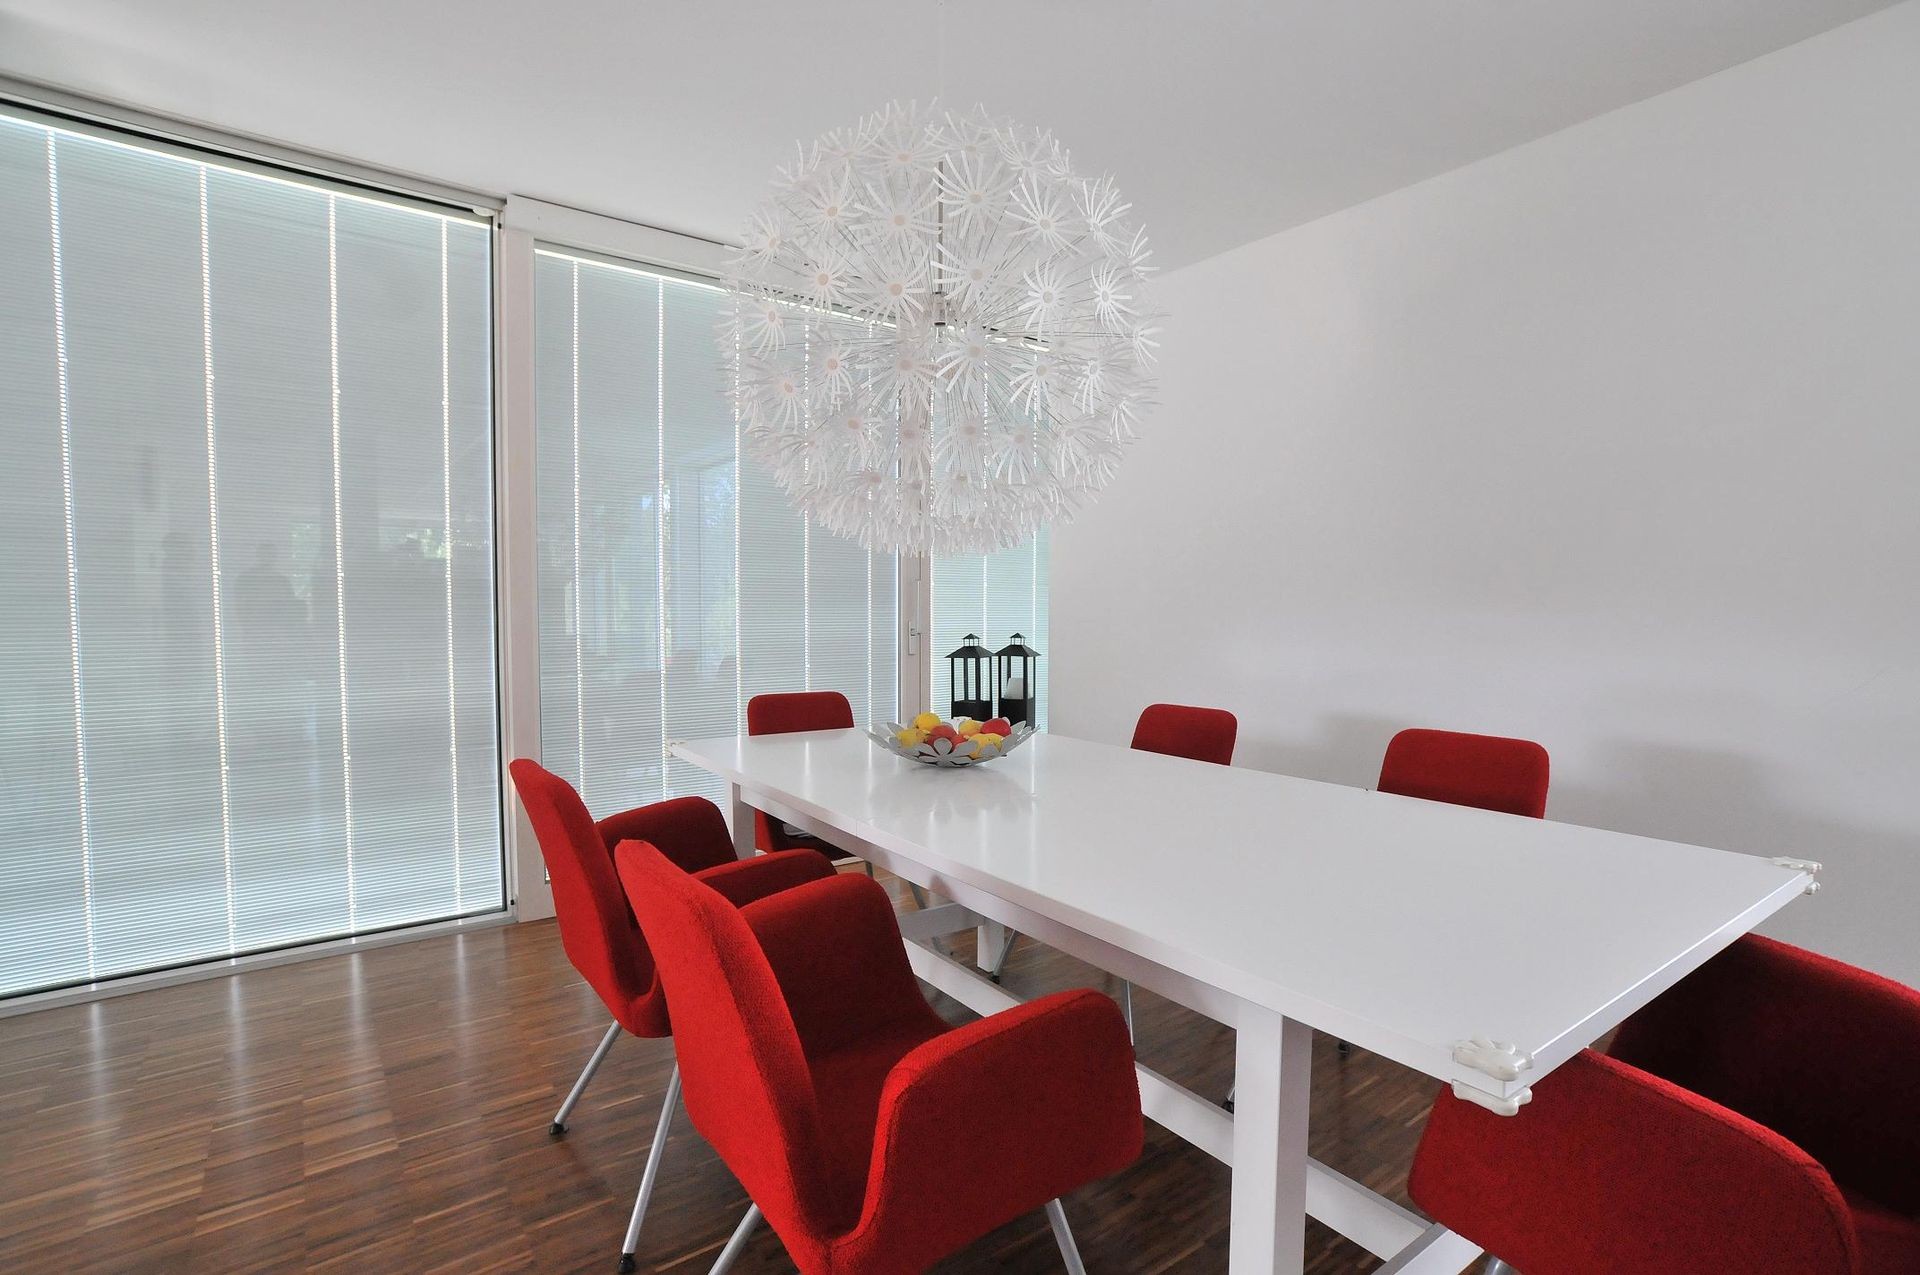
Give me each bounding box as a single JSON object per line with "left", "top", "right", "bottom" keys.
{"left": 721, "top": 102, "right": 1160, "bottom": 556}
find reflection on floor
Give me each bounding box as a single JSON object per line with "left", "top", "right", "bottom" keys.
{"left": 0, "top": 872, "right": 1496, "bottom": 1273}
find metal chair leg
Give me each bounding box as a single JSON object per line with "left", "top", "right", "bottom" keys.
{"left": 709, "top": 1203, "right": 762, "bottom": 1275}
{"left": 1044, "top": 1199, "right": 1087, "bottom": 1275}
{"left": 617, "top": 1065, "right": 682, "bottom": 1273}
{"left": 1120, "top": 981, "right": 1135, "bottom": 1041}
{"left": 907, "top": 882, "right": 928, "bottom": 909}
{"left": 985, "top": 928, "right": 1018, "bottom": 982}
{"left": 1484, "top": 1260, "right": 1518, "bottom": 1275}
{"left": 1223, "top": 1081, "right": 1235, "bottom": 1112}
{"left": 552, "top": 1019, "right": 623, "bottom": 1134}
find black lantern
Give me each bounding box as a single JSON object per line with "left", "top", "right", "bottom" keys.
{"left": 946, "top": 634, "right": 995, "bottom": 721}
{"left": 995, "top": 634, "right": 1042, "bottom": 726}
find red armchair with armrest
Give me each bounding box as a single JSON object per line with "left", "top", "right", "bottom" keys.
{"left": 508, "top": 760, "right": 836, "bottom": 1270}
{"left": 1410, "top": 934, "right": 1920, "bottom": 1274}
{"left": 615, "top": 838, "right": 1144, "bottom": 1274}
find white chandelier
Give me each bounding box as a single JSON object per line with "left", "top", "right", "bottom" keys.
{"left": 720, "top": 102, "right": 1159, "bottom": 556}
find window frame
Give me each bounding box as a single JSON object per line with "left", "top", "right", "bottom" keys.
{"left": 0, "top": 85, "right": 512, "bottom": 1014}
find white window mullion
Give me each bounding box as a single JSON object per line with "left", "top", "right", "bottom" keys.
{"left": 656, "top": 283, "right": 669, "bottom": 801}
{"left": 197, "top": 165, "right": 237, "bottom": 952}
{"left": 733, "top": 324, "right": 743, "bottom": 733}
{"left": 802, "top": 321, "right": 812, "bottom": 692}
{"left": 327, "top": 193, "right": 357, "bottom": 931}
{"left": 46, "top": 132, "right": 97, "bottom": 981}
{"left": 570, "top": 261, "right": 586, "bottom": 796}
{"left": 440, "top": 220, "right": 461, "bottom": 905}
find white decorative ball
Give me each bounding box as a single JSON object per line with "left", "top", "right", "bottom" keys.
{"left": 720, "top": 102, "right": 1159, "bottom": 556}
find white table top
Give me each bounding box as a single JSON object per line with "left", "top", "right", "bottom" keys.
{"left": 672, "top": 728, "right": 1812, "bottom": 1096}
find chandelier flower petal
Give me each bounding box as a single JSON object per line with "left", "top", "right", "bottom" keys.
{"left": 1006, "top": 176, "right": 1078, "bottom": 252}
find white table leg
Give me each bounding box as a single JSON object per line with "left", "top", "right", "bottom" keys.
{"left": 1228, "top": 1008, "right": 1313, "bottom": 1274}
{"left": 729, "top": 782, "right": 755, "bottom": 859}
{"left": 976, "top": 919, "right": 1008, "bottom": 974}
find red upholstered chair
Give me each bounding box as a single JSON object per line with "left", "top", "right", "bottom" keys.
{"left": 747, "top": 691, "right": 862, "bottom": 865}
{"left": 615, "top": 839, "right": 1144, "bottom": 1275}
{"left": 508, "top": 759, "right": 836, "bottom": 1271}
{"left": 1129, "top": 703, "right": 1239, "bottom": 767}
{"left": 1376, "top": 727, "right": 1550, "bottom": 818}
{"left": 1410, "top": 934, "right": 1920, "bottom": 1275}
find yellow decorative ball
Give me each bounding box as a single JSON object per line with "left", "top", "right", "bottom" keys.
{"left": 912, "top": 711, "right": 941, "bottom": 732}
{"left": 896, "top": 727, "right": 927, "bottom": 748}
{"left": 956, "top": 718, "right": 982, "bottom": 737}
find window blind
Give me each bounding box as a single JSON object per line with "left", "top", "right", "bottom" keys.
{"left": 533, "top": 249, "right": 897, "bottom": 813}
{"left": 0, "top": 108, "right": 501, "bottom": 999}
{"left": 929, "top": 533, "right": 1050, "bottom": 727}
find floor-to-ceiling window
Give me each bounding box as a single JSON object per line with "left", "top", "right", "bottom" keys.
{"left": 532, "top": 248, "right": 898, "bottom": 810}
{"left": 0, "top": 106, "right": 502, "bottom": 1000}
{"left": 929, "top": 533, "right": 1051, "bottom": 728}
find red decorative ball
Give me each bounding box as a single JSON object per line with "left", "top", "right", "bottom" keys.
{"left": 982, "top": 718, "right": 1013, "bottom": 736}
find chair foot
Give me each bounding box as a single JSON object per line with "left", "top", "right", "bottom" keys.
{"left": 616, "top": 1256, "right": 634, "bottom": 1274}
{"left": 1222, "top": 1082, "right": 1235, "bottom": 1113}
{"left": 551, "top": 1019, "right": 623, "bottom": 1134}
{"left": 1337, "top": 1039, "right": 1353, "bottom": 1056}
{"left": 1044, "top": 1199, "right": 1087, "bottom": 1275}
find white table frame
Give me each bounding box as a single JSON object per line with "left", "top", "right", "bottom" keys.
{"left": 678, "top": 736, "right": 1815, "bottom": 1275}
{"left": 723, "top": 781, "right": 1483, "bottom": 1272}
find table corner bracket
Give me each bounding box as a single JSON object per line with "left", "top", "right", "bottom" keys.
{"left": 1770, "top": 857, "right": 1823, "bottom": 895}
{"left": 1451, "top": 1036, "right": 1534, "bottom": 1082}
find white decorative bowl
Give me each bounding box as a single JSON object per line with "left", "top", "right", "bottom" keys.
{"left": 867, "top": 722, "right": 1038, "bottom": 768}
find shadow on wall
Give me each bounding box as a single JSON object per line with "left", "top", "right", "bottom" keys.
{"left": 1233, "top": 712, "right": 1409, "bottom": 790}
{"left": 1239, "top": 718, "right": 1914, "bottom": 982}
{"left": 1548, "top": 740, "right": 1914, "bottom": 978}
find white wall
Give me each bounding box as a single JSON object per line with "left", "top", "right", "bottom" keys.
{"left": 1052, "top": 1, "right": 1920, "bottom": 984}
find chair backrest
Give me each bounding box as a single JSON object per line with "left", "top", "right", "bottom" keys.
{"left": 1376, "top": 728, "right": 1549, "bottom": 818}
{"left": 747, "top": 690, "right": 856, "bottom": 736}
{"left": 614, "top": 840, "right": 833, "bottom": 1232}
{"left": 508, "top": 759, "right": 668, "bottom": 1036}
{"left": 1130, "top": 703, "right": 1238, "bottom": 766}
{"left": 1609, "top": 933, "right": 1920, "bottom": 1217}
{"left": 746, "top": 692, "right": 857, "bottom": 853}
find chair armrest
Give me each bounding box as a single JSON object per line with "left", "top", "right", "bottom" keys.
{"left": 834, "top": 990, "right": 1142, "bottom": 1269}
{"left": 739, "top": 873, "right": 942, "bottom": 1057}
{"left": 690, "top": 849, "right": 836, "bottom": 908}
{"left": 1609, "top": 933, "right": 1920, "bottom": 1214}
{"left": 1411, "top": 1049, "right": 1859, "bottom": 1274}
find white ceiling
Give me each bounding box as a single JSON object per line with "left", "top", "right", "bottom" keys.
{"left": 0, "top": 0, "right": 1896, "bottom": 267}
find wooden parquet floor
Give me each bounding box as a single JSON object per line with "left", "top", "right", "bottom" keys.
{"left": 0, "top": 874, "right": 1491, "bottom": 1274}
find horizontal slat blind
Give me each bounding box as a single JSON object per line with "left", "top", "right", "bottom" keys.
{"left": 534, "top": 250, "right": 896, "bottom": 816}
{"left": 0, "top": 108, "right": 501, "bottom": 999}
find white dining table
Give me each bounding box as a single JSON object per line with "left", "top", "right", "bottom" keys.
{"left": 669, "top": 728, "right": 1818, "bottom": 1274}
